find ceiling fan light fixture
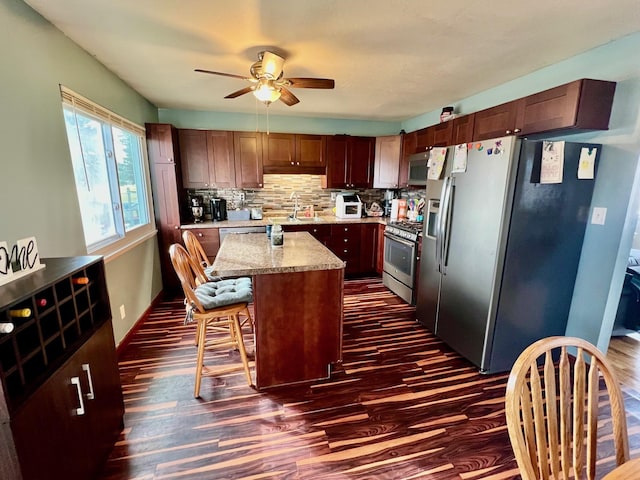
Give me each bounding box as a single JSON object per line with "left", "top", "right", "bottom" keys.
{"left": 253, "top": 79, "right": 281, "bottom": 104}
{"left": 261, "top": 51, "right": 285, "bottom": 80}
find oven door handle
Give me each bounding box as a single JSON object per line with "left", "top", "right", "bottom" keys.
{"left": 383, "top": 232, "right": 416, "bottom": 249}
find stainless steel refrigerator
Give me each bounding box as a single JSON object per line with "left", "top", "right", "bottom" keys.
{"left": 415, "top": 136, "right": 600, "bottom": 373}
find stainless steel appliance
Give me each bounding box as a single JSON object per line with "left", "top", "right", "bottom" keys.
{"left": 382, "top": 221, "right": 422, "bottom": 304}
{"left": 210, "top": 198, "right": 227, "bottom": 221}
{"left": 190, "top": 195, "right": 204, "bottom": 223}
{"left": 219, "top": 226, "right": 266, "bottom": 243}
{"left": 415, "top": 136, "right": 601, "bottom": 373}
{"left": 407, "top": 151, "right": 430, "bottom": 185}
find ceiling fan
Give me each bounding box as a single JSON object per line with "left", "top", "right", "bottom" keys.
{"left": 195, "top": 51, "right": 335, "bottom": 106}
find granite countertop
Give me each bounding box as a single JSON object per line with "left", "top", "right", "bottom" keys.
{"left": 210, "top": 232, "right": 345, "bottom": 276}
{"left": 182, "top": 215, "right": 388, "bottom": 229}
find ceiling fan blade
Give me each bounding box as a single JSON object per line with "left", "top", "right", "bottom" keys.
{"left": 286, "top": 78, "right": 335, "bottom": 89}
{"left": 279, "top": 87, "right": 300, "bottom": 106}
{"left": 224, "top": 86, "right": 254, "bottom": 99}
{"left": 261, "top": 51, "right": 285, "bottom": 79}
{"left": 195, "top": 69, "right": 252, "bottom": 81}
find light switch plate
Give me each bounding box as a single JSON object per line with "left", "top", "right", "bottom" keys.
{"left": 591, "top": 207, "right": 607, "bottom": 225}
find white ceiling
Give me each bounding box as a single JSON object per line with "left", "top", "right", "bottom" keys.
{"left": 24, "top": 0, "right": 640, "bottom": 122}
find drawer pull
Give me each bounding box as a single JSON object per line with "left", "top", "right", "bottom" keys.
{"left": 82, "top": 363, "right": 95, "bottom": 400}
{"left": 71, "top": 376, "right": 85, "bottom": 415}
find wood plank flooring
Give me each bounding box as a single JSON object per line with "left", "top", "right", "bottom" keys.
{"left": 99, "top": 277, "right": 640, "bottom": 480}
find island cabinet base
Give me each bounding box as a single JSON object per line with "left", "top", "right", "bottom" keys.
{"left": 253, "top": 268, "right": 344, "bottom": 388}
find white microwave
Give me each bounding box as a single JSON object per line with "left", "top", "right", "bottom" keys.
{"left": 408, "top": 151, "right": 430, "bottom": 185}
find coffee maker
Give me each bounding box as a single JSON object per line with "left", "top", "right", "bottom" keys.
{"left": 190, "top": 195, "right": 204, "bottom": 223}
{"left": 210, "top": 198, "right": 227, "bottom": 221}
{"left": 383, "top": 190, "right": 395, "bottom": 217}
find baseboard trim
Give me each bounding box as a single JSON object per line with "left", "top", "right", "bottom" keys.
{"left": 116, "top": 290, "right": 164, "bottom": 358}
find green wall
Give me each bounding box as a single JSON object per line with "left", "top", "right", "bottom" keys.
{"left": 1, "top": 0, "right": 162, "bottom": 344}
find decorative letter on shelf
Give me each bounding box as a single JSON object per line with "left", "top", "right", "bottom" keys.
{"left": 0, "top": 237, "right": 46, "bottom": 287}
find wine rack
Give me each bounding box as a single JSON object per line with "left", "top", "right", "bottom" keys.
{"left": 0, "top": 256, "right": 111, "bottom": 415}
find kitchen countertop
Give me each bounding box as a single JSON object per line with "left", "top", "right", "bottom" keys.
{"left": 181, "top": 215, "right": 388, "bottom": 229}
{"left": 210, "top": 231, "right": 345, "bottom": 276}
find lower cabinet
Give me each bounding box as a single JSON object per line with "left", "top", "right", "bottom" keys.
{"left": 11, "top": 320, "right": 123, "bottom": 480}
{"left": 329, "top": 224, "right": 362, "bottom": 275}
{"left": 184, "top": 228, "right": 220, "bottom": 262}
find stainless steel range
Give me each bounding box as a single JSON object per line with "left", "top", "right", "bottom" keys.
{"left": 382, "top": 221, "right": 422, "bottom": 304}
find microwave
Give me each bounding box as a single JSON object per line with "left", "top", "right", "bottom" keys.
{"left": 335, "top": 193, "right": 362, "bottom": 219}
{"left": 408, "top": 151, "right": 430, "bottom": 185}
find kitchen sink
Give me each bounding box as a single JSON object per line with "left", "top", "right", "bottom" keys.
{"left": 268, "top": 216, "right": 325, "bottom": 224}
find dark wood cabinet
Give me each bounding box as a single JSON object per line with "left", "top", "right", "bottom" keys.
{"left": 519, "top": 78, "right": 616, "bottom": 136}
{"left": 150, "top": 162, "right": 183, "bottom": 290}
{"left": 373, "top": 135, "right": 403, "bottom": 189}
{"left": 281, "top": 224, "right": 331, "bottom": 246}
{"left": 179, "top": 129, "right": 236, "bottom": 189}
{"left": 398, "top": 131, "right": 417, "bottom": 188}
{"left": 349, "top": 137, "right": 375, "bottom": 188}
{"left": 182, "top": 228, "right": 220, "bottom": 262}
{"left": 473, "top": 99, "right": 524, "bottom": 141}
{"left": 451, "top": 114, "right": 475, "bottom": 144}
{"left": 415, "top": 127, "right": 434, "bottom": 152}
{"left": 326, "top": 136, "right": 349, "bottom": 188}
{"left": 0, "top": 257, "right": 123, "bottom": 480}
{"left": 359, "top": 223, "right": 378, "bottom": 274}
{"left": 233, "top": 132, "right": 264, "bottom": 188}
{"left": 147, "top": 124, "right": 184, "bottom": 291}
{"left": 146, "top": 123, "right": 179, "bottom": 164}
{"left": 416, "top": 123, "right": 452, "bottom": 151}
{"left": 263, "top": 133, "right": 326, "bottom": 174}
{"left": 329, "top": 224, "right": 362, "bottom": 275}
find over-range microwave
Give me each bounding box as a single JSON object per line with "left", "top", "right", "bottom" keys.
{"left": 408, "top": 151, "right": 430, "bottom": 185}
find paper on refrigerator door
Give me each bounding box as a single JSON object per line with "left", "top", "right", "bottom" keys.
{"left": 452, "top": 144, "right": 468, "bottom": 173}
{"left": 578, "top": 147, "right": 597, "bottom": 179}
{"left": 540, "top": 141, "right": 565, "bottom": 184}
{"left": 427, "top": 147, "right": 447, "bottom": 180}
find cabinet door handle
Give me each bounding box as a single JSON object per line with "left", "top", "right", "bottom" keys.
{"left": 82, "top": 363, "right": 95, "bottom": 400}
{"left": 198, "top": 233, "right": 203, "bottom": 237}
{"left": 174, "top": 226, "right": 180, "bottom": 230}
{"left": 506, "top": 130, "right": 512, "bottom": 134}
{"left": 71, "top": 376, "right": 85, "bottom": 416}
{"left": 514, "top": 128, "right": 521, "bottom": 133}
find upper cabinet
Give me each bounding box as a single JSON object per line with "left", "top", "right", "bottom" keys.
{"left": 415, "top": 122, "right": 453, "bottom": 151}
{"left": 326, "top": 136, "right": 375, "bottom": 189}
{"left": 233, "top": 131, "right": 264, "bottom": 188}
{"left": 146, "top": 123, "right": 179, "bottom": 164}
{"left": 262, "top": 133, "right": 326, "bottom": 174}
{"left": 451, "top": 114, "right": 475, "bottom": 145}
{"left": 179, "top": 129, "right": 236, "bottom": 189}
{"left": 373, "top": 135, "right": 402, "bottom": 189}
{"left": 472, "top": 99, "right": 524, "bottom": 141}
{"left": 519, "top": 79, "right": 616, "bottom": 136}
{"left": 398, "top": 131, "right": 417, "bottom": 188}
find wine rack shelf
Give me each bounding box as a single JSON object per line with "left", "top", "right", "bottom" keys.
{"left": 0, "top": 256, "right": 111, "bottom": 415}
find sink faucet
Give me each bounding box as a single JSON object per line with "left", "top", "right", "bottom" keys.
{"left": 290, "top": 191, "right": 300, "bottom": 219}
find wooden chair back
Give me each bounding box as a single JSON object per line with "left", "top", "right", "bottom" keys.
{"left": 183, "top": 230, "right": 211, "bottom": 268}
{"left": 505, "top": 336, "right": 629, "bottom": 480}
{"left": 169, "top": 244, "right": 207, "bottom": 314}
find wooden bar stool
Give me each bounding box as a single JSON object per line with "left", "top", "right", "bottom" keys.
{"left": 182, "top": 229, "right": 254, "bottom": 333}
{"left": 169, "top": 244, "right": 254, "bottom": 397}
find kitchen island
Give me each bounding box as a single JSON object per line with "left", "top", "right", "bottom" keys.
{"left": 211, "top": 232, "right": 345, "bottom": 389}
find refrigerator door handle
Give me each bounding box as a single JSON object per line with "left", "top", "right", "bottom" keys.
{"left": 440, "top": 176, "right": 454, "bottom": 275}
{"left": 436, "top": 176, "right": 450, "bottom": 272}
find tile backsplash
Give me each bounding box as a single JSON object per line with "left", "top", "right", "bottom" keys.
{"left": 188, "top": 174, "right": 424, "bottom": 219}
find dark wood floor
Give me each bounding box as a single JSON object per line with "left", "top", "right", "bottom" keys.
{"left": 99, "top": 277, "right": 640, "bottom": 479}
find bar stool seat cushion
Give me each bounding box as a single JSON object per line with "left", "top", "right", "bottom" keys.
{"left": 194, "top": 278, "right": 253, "bottom": 309}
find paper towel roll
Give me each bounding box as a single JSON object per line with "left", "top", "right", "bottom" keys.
{"left": 390, "top": 199, "right": 400, "bottom": 220}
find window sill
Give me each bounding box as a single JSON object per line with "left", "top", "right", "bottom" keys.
{"left": 90, "top": 228, "right": 158, "bottom": 264}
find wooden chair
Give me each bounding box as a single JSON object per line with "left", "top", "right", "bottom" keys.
{"left": 505, "top": 336, "right": 630, "bottom": 480}
{"left": 182, "top": 230, "right": 216, "bottom": 281}
{"left": 182, "top": 229, "right": 254, "bottom": 333}
{"left": 169, "top": 243, "right": 253, "bottom": 397}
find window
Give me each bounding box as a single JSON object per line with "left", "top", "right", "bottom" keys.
{"left": 61, "top": 86, "right": 155, "bottom": 257}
